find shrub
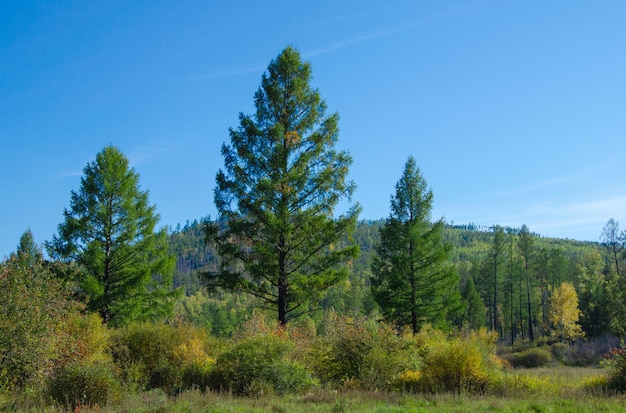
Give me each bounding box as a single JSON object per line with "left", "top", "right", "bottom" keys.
{"left": 309, "top": 314, "right": 419, "bottom": 390}
{"left": 393, "top": 370, "right": 421, "bottom": 392}
{"left": 605, "top": 345, "right": 626, "bottom": 390}
{"left": 209, "top": 334, "right": 314, "bottom": 397}
{"left": 109, "top": 322, "right": 215, "bottom": 394}
{"left": 563, "top": 336, "right": 619, "bottom": 367}
{"left": 418, "top": 337, "right": 490, "bottom": 393}
{"left": 56, "top": 312, "right": 111, "bottom": 367}
{"left": 181, "top": 362, "right": 213, "bottom": 391}
{"left": 510, "top": 348, "right": 552, "bottom": 368}
{"left": 0, "top": 256, "right": 78, "bottom": 390}
{"left": 550, "top": 342, "right": 568, "bottom": 363}
{"left": 47, "top": 362, "right": 119, "bottom": 409}
{"left": 415, "top": 328, "right": 500, "bottom": 394}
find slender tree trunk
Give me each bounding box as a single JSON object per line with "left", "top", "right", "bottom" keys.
{"left": 278, "top": 236, "right": 288, "bottom": 326}
{"left": 525, "top": 261, "right": 534, "bottom": 341}
{"left": 493, "top": 254, "right": 498, "bottom": 335}
{"left": 409, "top": 237, "right": 418, "bottom": 334}
{"left": 410, "top": 274, "right": 418, "bottom": 334}
{"left": 510, "top": 260, "right": 515, "bottom": 345}
{"left": 519, "top": 269, "right": 524, "bottom": 339}
{"left": 278, "top": 283, "right": 287, "bottom": 326}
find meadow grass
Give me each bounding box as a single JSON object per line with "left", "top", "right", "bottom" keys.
{"left": 2, "top": 366, "right": 625, "bottom": 412}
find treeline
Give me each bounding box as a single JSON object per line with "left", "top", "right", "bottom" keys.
{"left": 167, "top": 216, "right": 617, "bottom": 342}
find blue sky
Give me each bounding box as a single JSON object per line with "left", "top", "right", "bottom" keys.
{"left": 2, "top": 1, "right": 626, "bottom": 258}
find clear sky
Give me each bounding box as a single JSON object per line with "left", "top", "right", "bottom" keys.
{"left": 2, "top": 1, "right": 626, "bottom": 258}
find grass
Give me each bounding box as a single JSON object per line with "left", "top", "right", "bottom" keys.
{"left": 1, "top": 367, "right": 624, "bottom": 412}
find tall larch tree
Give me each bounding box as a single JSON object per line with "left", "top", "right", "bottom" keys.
{"left": 601, "top": 218, "right": 625, "bottom": 278}
{"left": 47, "top": 146, "right": 178, "bottom": 326}
{"left": 461, "top": 274, "right": 486, "bottom": 330}
{"left": 575, "top": 250, "right": 610, "bottom": 337}
{"left": 518, "top": 224, "right": 535, "bottom": 341}
{"left": 488, "top": 226, "right": 506, "bottom": 336}
{"left": 205, "top": 46, "right": 360, "bottom": 326}
{"left": 371, "top": 156, "right": 460, "bottom": 334}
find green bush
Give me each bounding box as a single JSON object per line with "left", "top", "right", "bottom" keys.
{"left": 510, "top": 348, "right": 552, "bottom": 368}
{"left": 550, "top": 342, "right": 568, "bottom": 363}
{"left": 309, "top": 314, "right": 419, "bottom": 390}
{"left": 209, "top": 334, "right": 314, "bottom": 397}
{"left": 182, "top": 362, "right": 213, "bottom": 391}
{"left": 47, "top": 362, "right": 119, "bottom": 409}
{"left": 109, "top": 322, "right": 216, "bottom": 394}
{"left": 0, "top": 255, "right": 78, "bottom": 390}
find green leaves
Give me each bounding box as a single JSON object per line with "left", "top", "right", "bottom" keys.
{"left": 207, "top": 46, "right": 360, "bottom": 324}
{"left": 372, "top": 156, "right": 460, "bottom": 333}
{"left": 47, "top": 146, "right": 179, "bottom": 326}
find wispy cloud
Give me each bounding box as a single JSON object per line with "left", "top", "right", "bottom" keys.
{"left": 496, "top": 156, "right": 624, "bottom": 197}
{"left": 127, "top": 140, "right": 177, "bottom": 168}
{"left": 496, "top": 173, "right": 582, "bottom": 196}
{"left": 179, "top": 1, "right": 490, "bottom": 81}
{"left": 446, "top": 194, "right": 626, "bottom": 241}
{"left": 176, "top": 65, "right": 265, "bottom": 82}
{"left": 304, "top": 0, "right": 491, "bottom": 57}
{"left": 52, "top": 170, "right": 82, "bottom": 179}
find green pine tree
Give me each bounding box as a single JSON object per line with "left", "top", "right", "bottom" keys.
{"left": 47, "top": 145, "right": 179, "bottom": 326}
{"left": 205, "top": 46, "right": 361, "bottom": 326}
{"left": 371, "top": 156, "right": 460, "bottom": 334}
{"left": 462, "top": 275, "right": 486, "bottom": 330}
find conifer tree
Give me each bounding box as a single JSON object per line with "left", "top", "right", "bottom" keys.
{"left": 205, "top": 46, "right": 360, "bottom": 326}
{"left": 461, "top": 275, "right": 486, "bottom": 330}
{"left": 47, "top": 146, "right": 178, "bottom": 326}
{"left": 518, "top": 224, "right": 535, "bottom": 341}
{"left": 371, "top": 156, "right": 460, "bottom": 333}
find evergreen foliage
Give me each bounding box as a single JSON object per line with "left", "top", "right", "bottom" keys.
{"left": 461, "top": 275, "right": 487, "bottom": 330}
{"left": 205, "top": 46, "right": 360, "bottom": 325}
{"left": 371, "top": 156, "right": 460, "bottom": 333}
{"left": 47, "top": 146, "right": 179, "bottom": 326}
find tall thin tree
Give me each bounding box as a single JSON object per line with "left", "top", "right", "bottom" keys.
{"left": 518, "top": 224, "right": 535, "bottom": 341}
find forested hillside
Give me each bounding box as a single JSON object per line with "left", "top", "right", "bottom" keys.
{"left": 168, "top": 217, "right": 607, "bottom": 341}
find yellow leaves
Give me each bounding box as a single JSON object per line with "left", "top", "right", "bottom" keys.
{"left": 395, "top": 369, "right": 421, "bottom": 392}
{"left": 285, "top": 131, "right": 301, "bottom": 146}
{"left": 274, "top": 182, "right": 292, "bottom": 195}
{"left": 173, "top": 336, "right": 215, "bottom": 367}
{"left": 548, "top": 282, "right": 585, "bottom": 342}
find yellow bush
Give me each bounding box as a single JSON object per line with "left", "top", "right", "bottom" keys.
{"left": 57, "top": 312, "right": 111, "bottom": 367}
{"left": 415, "top": 328, "right": 501, "bottom": 394}
{"left": 394, "top": 370, "right": 421, "bottom": 392}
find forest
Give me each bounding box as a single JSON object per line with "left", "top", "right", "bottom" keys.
{"left": 2, "top": 46, "right": 626, "bottom": 412}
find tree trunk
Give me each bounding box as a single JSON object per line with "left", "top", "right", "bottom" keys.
{"left": 526, "top": 262, "right": 534, "bottom": 341}
{"left": 278, "top": 280, "right": 288, "bottom": 326}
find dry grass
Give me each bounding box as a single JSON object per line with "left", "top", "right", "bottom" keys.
{"left": 2, "top": 366, "right": 624, "bottom": 412}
